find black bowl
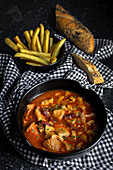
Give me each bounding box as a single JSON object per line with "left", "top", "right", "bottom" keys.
{"left": 17, "top": 79, "right": 107, "bottom": 160}
{"left": 29, "top": 37, "right": 65, "bottom": 72}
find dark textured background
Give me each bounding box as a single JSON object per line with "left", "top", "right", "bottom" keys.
{"left": 0, "top": 0, "right": 113, "bottom": 169}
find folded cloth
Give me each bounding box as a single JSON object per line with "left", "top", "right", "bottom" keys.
{"left": 0, "top": 34, "right": 113, "bottom": 170}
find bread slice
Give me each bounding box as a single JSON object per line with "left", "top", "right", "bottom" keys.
{"left": 72, "top": 53, "right": 104, "bottom": 84}
{"left": 56, "top": 4, "right": 94, "bottom": 54}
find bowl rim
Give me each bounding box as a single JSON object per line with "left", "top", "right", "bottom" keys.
{"left": 17, "top": 78, "right": 107, "bottom": 159}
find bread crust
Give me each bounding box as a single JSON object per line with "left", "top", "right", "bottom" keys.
{"left": 72, "top": 53, "right": 104, "bottom": 84}
{"left": 56, "top": 4, "right": 94, "bottom": 54}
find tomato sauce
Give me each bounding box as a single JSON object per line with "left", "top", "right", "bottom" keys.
{"left": 23, "top": 90, "right": 98, "bottom": 153}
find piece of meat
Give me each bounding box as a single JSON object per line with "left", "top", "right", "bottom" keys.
{"left": 25, "top": 104, "right": 35, "bottom": 120}
{"left": 26, "top": 122, "right": 38, "bottom": 136}
{"left": 43, "top": 138, "right": 61, "bottom": 151}
{"left": 35, "top": 106, "right": 46, "bottom": 122}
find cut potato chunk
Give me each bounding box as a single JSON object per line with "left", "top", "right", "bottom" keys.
{"left": 56, "top": 127, "right": 70, "bottom": 137}
{"left": 45, "top": 125, "right": 55, "bottom": 134}
{"left": 53, "top": 109, "right": 65, "bottom": 120}
{"left": 41, "top": 98, "right": 53, "bottom": 106}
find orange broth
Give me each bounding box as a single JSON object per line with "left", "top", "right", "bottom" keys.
{"left": 23, "top": 90, "right": 98, "bottom": 153}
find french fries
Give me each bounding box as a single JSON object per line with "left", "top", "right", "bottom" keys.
{"left": 43, "top": 29, "right": 50, "bottom": 53}
{"left": 51, "top": 56, "right": 57, "bottom": 64}
{"left": 17, "top": 43, "right": 24, "bottom": 49}
{"left": 36, "top": 36, "right": 42, "bottom": 52}
{"left": 49, "top": 37, "right": 53, "bottom": 52}
{"left": 51, "top": 38, "right": 66, "bottom": 58}
{"left": 20, "top": 49, "right": 51, "bottom": 58}
{"left": 40, "top": 24, "right": 44, "bottom": 47}
{"left": 24, "top": 30, "right": 31, "bottom": 49}
{"left": 50, "top": 43, "right": 56, "bottom": 55}
{"left": 29, "top": 30, "right": 33, "bottom": 38}
{"left": 14, "top": 35, "right": 28, "bottom": 49}
{"left": 14, "top": 53, "right": 49, "bottom": 65}
{"left": 5, "top": 38, "right": 19, "bottom": 52}
{"left": 50, "top": 38, "right": 66, "bottom": 63}
{"left": 20, "top": 49, "right": 51, "bottom": 62}
{"left": 31, "top": 27, "right": 40, "bottom": 51}
{"left": 26, "top": 62, "right": 44, "bottom": 66}
{"left": 5, "top": 24, "right": 66, "bottom": 67}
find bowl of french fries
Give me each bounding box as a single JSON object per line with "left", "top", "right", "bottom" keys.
{"left": 5, "top": 24, "right": 66, "bottom": 70}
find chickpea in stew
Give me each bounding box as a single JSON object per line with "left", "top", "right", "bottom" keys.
{"left": 23, "top": 90, "right": 98, "bottom": 153}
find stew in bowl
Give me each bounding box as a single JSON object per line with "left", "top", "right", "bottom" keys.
{"left": 17, "top": 79, "right": 107, "bottom": 159}
{"left": 23, "top": 89, "right": 98, "bottom": 153}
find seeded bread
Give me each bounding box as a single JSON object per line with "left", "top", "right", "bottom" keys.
{"left": 56, "top": 4, "right": 94, "bottom": 54}
{"left": 72, "top": 53, "right": 104, "bottom": 84}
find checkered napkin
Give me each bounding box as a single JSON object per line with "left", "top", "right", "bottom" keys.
{"left": 0, "top": 34, "right": 113, "bottom": 170}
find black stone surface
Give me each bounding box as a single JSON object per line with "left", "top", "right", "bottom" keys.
{"left": 0, "top": 0, "right": 113, "bottom": 169}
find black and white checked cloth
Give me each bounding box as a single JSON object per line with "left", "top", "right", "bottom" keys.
{"left": 0, "top": 34, "right": 113, "bottom": 170}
